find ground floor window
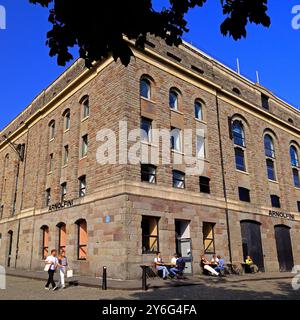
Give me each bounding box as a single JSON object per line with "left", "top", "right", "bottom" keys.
{"left": 41, "top": 226, "right": 49, "bottom": 260}
{"left": 203, "top": 222, "right": 215, "bottom": 254}
{"left": 76, "top": 219, "right": 87, "bottom": 260}
{"left": 57, "top": 222, "right": 66, "bottom": 253}
{"left": 142, "top": 216, "right": 159, "bottom": 254}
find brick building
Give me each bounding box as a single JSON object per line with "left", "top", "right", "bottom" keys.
{"left": 0, "top": 37, "right": 299, "bottom": 280}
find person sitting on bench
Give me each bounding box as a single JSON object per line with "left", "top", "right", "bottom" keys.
{"left": 154, "top": 252, "right": 170, "bottom": 280}
{"left": 245, "top": 256, "right": 259, "bottom": 273}
{"left": 214, "top": 255, "right": 225, "bottom": 274}
{"left": 170, "top": 253, "right": 186, "bottom": 278}
{"left": 200, "top": 254, "right": 219, "bottom": 276}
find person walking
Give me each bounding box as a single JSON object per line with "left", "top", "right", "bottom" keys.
{"left": 45, "top": 249, "right": 58, "bottom": 291}
{"left": 58, "top": 250, "right": 68, "bottom": 289}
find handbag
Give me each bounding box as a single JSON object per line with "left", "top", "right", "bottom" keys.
{"left": 67, "top": 269, "right": 73, "bottom": 278}
{"left": 44, "top": 264, "right": 50, "bottom": 272}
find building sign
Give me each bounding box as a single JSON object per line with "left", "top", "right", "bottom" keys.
{"left": 49, "top": 200, "right": 74, "bottom": 212}
{"left": 269, "top": 210, "right": 295, "bottom": 221}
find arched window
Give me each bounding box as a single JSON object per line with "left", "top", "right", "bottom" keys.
{"left": 232, "top": 120, "right": 246, "bottom": 171}
{"left": 49, "top": 120, "right": 55, "bottom": 140}
{"left": 63, "top": 109, "right": 71, "bottom": 131}
{"left": 140, "top": 78, "right": 151, "bottom": 100}
{"left": 41, "top": 226, "right": 49, "bottom": 260}
{"left": 194, "top": 100, "right": 203, "bottom": 121}
{"left": 81, "top": 96, "right": 90, "bottom": 119}
{"left": 264, "top": 134, "right": 276, "bottom": 181}
{"left": 232, "top": 121, "right": 245, "bottom": 147}
{"left": 57, "top": 223, "right": 66, "bottom": 253}
{"left": 169, "top": 89, "right": 179, "bottom": 110}
{"left": 76, "top": 219, "right": 87, "bottom": 260}
{"left": 264, "top": 134, "right": 275, "bottom": 158}
{"left": 290, "top": 145, "right": 300, "bottom": 187}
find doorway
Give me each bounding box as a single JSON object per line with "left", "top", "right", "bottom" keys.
{"left": 240, "top": 220, "right": 265, "bottom": 272}
{"left": 275, "top": 225, "right": 294, "bottom": 272}
{"left": 7, "top": 230, "right": 13, "bottom": 268}
{"left": 175, "top": 220, "right": 192, "bottom": 274}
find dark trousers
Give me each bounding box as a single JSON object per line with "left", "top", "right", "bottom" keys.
{"left": 45, "top": 269, "right": 56, "bottom": 288}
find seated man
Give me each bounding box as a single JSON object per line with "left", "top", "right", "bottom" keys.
{"left": 170, "top": 253, "right": 186, "bottom": 278}
{"left": 210, "top": 255, "right": 219, "bottom": 266}
{"left": 245, "top": 256, "right": 259, "bottom": 273}
{"left": 200, "top": 254, "right": 219, "bottom": 276}
{"left": 214, "top": 255, "right": 225, "bottom": 274}
{"left": 154, "top": 252, "right": 170, "bottom": 280}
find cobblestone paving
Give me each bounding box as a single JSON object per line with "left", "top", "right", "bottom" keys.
{"left": 0, "top": 276, "right": 299, "bottom": 300}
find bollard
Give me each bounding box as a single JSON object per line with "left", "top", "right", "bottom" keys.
{"left": 141, "top": 265, "right": 148, "bottom": 291}
{"left": 102, "top": 266, "right": 107, "bottom": 290}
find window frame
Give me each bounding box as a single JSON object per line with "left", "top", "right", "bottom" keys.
{"left": 194, "top": 100, "right": 203, "bottom": 121}
{"left": 45, "top": 188, "right": 51, "bottom": 207}
{"left": 79, "top": 175, "right": 87, "bottom": 197}
{"left": 271, "top": 195, "right": 281, "bottom": 208}
{"left": 81, "top": 134, "right": 88, "bottom": 158}
{"left": 141, "top": 216, "right": 159, "bottom": 254}
{"left": 238, "top": 187, "right": 251, "bottom": 203}
{"left": 76, "top": 219, "right": 88, "bottom": 261}
{"left": 140, "top": 78, "right": 151, "bottom": 100}
{"left": 141, "top": 117, "right": 153, "bottom": 143}
{"left": 203, "top": 222, "right": 216, "bottom": 254}
{"left": 235, "top": 147, "right": 246, "bottom": 172}
{"left": 170, "top": 127, "right": 182, "bottom": 152}
{"left": 169, "top": 89, "right": 179, "bottom": 110}
{"left": 82, "top": 96, "right": 90, "bottom": 119}
{"left": 199, "top": 176, "right": 211, "bottom": 194}
{"left": 141, "top": 164, "right": 157, "bottom": 184}
{"left": 41, "top": 226, "right": 49, "bottom": 260}
{"left": 172, "top": 170, "right": 185, "bottom": 189}
{"left": 60, "top": 182, "right": 67, "bottom": 202}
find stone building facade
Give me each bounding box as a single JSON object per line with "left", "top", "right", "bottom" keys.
{"left": 0, "top": 37, "right": 300, "bottom": 280}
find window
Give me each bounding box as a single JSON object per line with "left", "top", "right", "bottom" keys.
{"left": 171, "top": 127, "right": 182, "bottom": 152}
{"left": 49, "top": 120, "right": 55, "bottom": 140}
{"left": 235, "top": 147, "right": 246, "bottom": 171}
{"left": 41, "top": 226, "right": 49, "bottom": 259}
{"left": 141, "top": 117, "right": 152, "bottom": 143}
{"left": 271, "top": 195, "right": 281, "bottom": 208}
{"left": 173, "top": 170, "right": 185, "bottom": 189}
{"left": 79, "top": 176, "right": 86, "bottom": 197}
{"left": 196, "top": 135, "right": 205, "bottom": 159}
{"left": 264, "top": 134, "right": 276, "bottom": 181}
{"left": 0, "top": 205, "right": 3, "bottom": 219}
{"left": 290, "top": 146, "right": 300, "bottom": 187}
{"left": 142, "top": 216, "right": 159, "bottom": 254}
{"left": 232, "top": 121, "right": 245, "bottom": 147}
{"left": 64, "top": 110, "right": 71, "bottom": 130}
{"left": 76, "top": 219, "right": 87, "bottom": 260}
{"left": 293, "top": 168, "right": 300, "bottom": 188}
{"left": 203, "top": 222, "right": 215, "bottom": 254}
{"left": 238, "top": 187, "right": 251, "bottom": 202}
{"left": 290, "top": 146, "right": 299, "bottom": 167}
{"left": 266, "top": 159, "right": 276, "bottom": 181}
{"left": 195, "top": 101, "right": 203, "bottom": 120}
{"left": 46, "top": 188, "right": 51, "bottom": 206}
{"left": 297, "top": 201, "right": 300, "bottom": 213}
{"left": 169, "top": 89, "right": 179, "bottom": 110}
{"left": 57, "top": 223, "right": 66, "bottom": 253}
{"left": 82, "top": 97, "right": 90, "bottom": 119}
{"left": 49, "top": 153, "right": 54, "bottom": 172}
{"left": 63, "top": 145, "right": 69, "bottom": 166}
{"left": 264, "top": 135, "right": 275, "bottom": 158}
{"left": 140, "top": 78, "right": 151, "bottom": 99}
{"left": 141, "top": 164, "right": 156, "bottom": 184}
{"left": 61, "top": 183, "right": 67, "bottom": 202}
{"left": 261, "top": 94, "right": 269, "bottom": 110}
{"left": 81, "top": 134, "right": 88, "bottom": 157}
{"left": 200, "top": 177, "right": 210, "bottom": 194}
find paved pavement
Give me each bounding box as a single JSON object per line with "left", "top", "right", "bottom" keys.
{"left": 0, "top": 275, "right": 299, "bottom": 300}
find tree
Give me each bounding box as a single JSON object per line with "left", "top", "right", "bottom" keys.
{"left": 29, "top": 0, "right": 270, "bottom": 68}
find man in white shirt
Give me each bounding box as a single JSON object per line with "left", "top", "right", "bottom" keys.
{"left": 154, "top": 252, "right": 170, "bottom": 280}
{"left": 45, "top": 249, "right": 59, "bottom": 290}
{"left": 171, "top": 253, "right": 178, "bottom": 266}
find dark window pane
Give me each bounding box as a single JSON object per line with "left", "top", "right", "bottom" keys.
{"left": 238, "top": 187, "right": 251, "bottom": 202}
{"left": 266, "top": 159, "right": 276, "bottom": 181}
{"left": 140, "top": 79, "right": 151, "bottom": 99}
{"left": 232, "top": 122, "right": 245, "bottom": 147}
{"left": 173, "top": 171, "right": 185, "bottom": 189}
{"left": 235, "top": 148, "right": 246, "bottom": 171}
{"left": 200, "top": 177, "right": 210, "bottom": 194}
{"left": 271, "top": 195, "right": 281, "bottom": 208}
{"left": 141, "top": 164, "right": 156, "bottom": 184}
{"left": 293, "top": 169, "right": 300, "bottom": 188}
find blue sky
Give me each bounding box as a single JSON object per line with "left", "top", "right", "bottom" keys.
{"left": 0, "top": 1, "right": 299, "bottom": 130}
